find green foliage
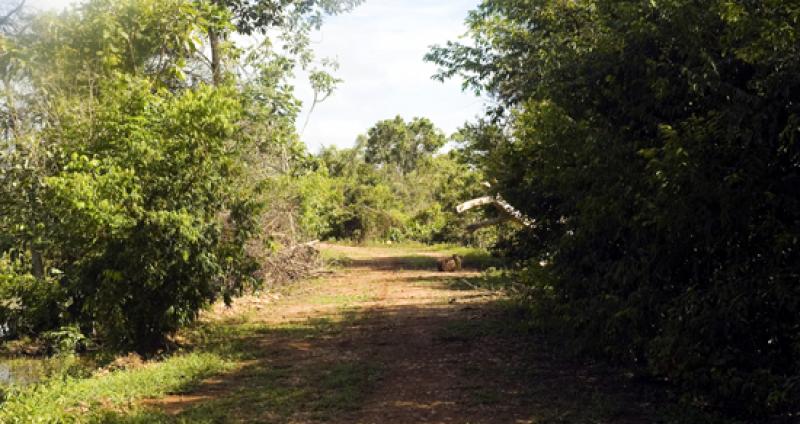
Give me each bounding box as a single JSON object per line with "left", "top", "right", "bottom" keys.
{"left": 0, "top": 0, "right": 302, "bottom": 353}
{"left": 0, "top": 255, "right": 62, "bottom": 338}
{"left": 364, "top": 116, "right": 446, "bottom": 175}
{"left": 40, "top": 326, "right": 89, "bottom": 356}
{"left": 313, "top": 124, "right": 488, "bottom": 245}
{"left": 295, "top": 170, "right": 346, "bottom": 238}
{"left": 0, "top": 352, "right": 231, "bottom": 423}
{"left": 34, "top": 77, "right": 247, "bottom": 352}
{"left": 16, "top": 0, "right": 204, "bottom": 88}
{"left": 430, "top": 0, "right": 800, "bottom": 417}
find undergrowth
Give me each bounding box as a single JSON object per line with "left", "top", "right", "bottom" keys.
{"left": 0, "top": 353, "right": 232, "bottom": 423}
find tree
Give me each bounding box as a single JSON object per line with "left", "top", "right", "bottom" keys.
{"left": 0, "top": 0, "right": 336, "bottom": 353}
{"left": 429, "top": 0, "right": 800, "bottom": 416}
{"left": 364, "top": 116, "right": 446, "bottom": 175}
{"left": 205, "top": 0, "right": 362, "bottom": 85}
{"left": 0, "top": 1, "right": 25, "bottom": 30}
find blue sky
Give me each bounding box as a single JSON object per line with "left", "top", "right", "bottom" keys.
{"left": 26, "top": 0, "right": 485, "bottom": 152}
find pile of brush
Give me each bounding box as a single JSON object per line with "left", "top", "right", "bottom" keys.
{"left": 258, "top": 241, "right": 325, "bottom": 288}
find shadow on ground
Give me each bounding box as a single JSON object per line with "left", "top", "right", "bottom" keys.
{"left": 341, "top": 254, "right": 502, "bottom": 272}
{"left": 102, "top": 310, "right": 673, "bottom": 423}
{"left": 96, "top": 251, "right": 678, "bottom": 424}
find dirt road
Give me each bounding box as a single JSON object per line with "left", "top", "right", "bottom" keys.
{"left": 146, "top": 244, "right": 667, "bottom": 423}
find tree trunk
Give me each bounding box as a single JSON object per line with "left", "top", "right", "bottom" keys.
{"left": 31, "top": 249, "right": 44, "bottom": 280}
{"left": 208, "top": 28, "right": 222, "bottom": 86}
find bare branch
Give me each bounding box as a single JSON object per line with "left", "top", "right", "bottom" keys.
{"left": 456, "top": 196, "right": 495, "bottom": 213}
{"left": 0, "top": 0, "right": 25, "bottom": 29}
{"left": 457, "top": 193, "right": 536, "bottom": 229}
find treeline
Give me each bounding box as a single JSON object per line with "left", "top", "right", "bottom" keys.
{"left": 428, "top": 0, "right": 799, "bottom": 418}
{"left": 296, "top": 116, "right": 493, "bottom": 245}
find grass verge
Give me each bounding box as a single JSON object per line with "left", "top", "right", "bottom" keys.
{"left": 0, "top": 352, "right": 232, "bottom": 423}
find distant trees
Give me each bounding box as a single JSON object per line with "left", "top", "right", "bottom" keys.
{"left": 306, "top": 117, "right": 489, "bottom": 245}
{"left": 429, "top": 0, "right": 800, "bottom": 417}
{"left": 364, "top": 116, "right": 446, "bottom": 175}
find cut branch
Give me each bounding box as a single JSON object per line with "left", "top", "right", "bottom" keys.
{"left": 457, "top": 194, "right": 535, "bottom": 230}
{"left": 456, "top": 196, "right": 495, "bottom": 213}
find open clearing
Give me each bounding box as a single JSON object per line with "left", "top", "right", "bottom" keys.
{"left": 93, "top": 244, "right": 675, "bottom": 423}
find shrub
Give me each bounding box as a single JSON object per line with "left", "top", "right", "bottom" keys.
{"left": 429, "top": 0, "right": 800, "bottom": 416}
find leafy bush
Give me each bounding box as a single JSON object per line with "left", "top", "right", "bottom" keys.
{"left": 314, "top": 130, "right": 489, "bottom": 245}
{"left": 0, "top": 255, "right": 63, "bottom": 339}
{"left": 429, "top": 0, "right": 800, "bottom": 417}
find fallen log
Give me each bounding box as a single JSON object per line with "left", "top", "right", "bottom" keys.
{"left": 457, "top": 194, "right": 535, "bottom": 231}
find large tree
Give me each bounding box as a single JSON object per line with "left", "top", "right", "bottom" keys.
{"left": 0, "top": 0, "right": 351, "bottom": 353}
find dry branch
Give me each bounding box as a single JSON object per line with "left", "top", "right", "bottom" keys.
{"left": 457, "top": 194, "right": 535, "bottom": 231}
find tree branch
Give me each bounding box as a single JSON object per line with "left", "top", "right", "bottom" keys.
{"left": 456, "top": 193, "right": 535, "bottom": 229}
{"left": 0, "top": 0, "right": 25, "bottom": 29}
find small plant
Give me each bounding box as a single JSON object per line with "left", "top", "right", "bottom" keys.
{"left": 41, "top": 326, "right": 87, "bottom": 356}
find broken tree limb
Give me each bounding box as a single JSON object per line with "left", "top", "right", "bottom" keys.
{"left": 457, "top": 194, "right": 535, "bottom": 229}
{"left": 456, "top": 196, "right": 495, "bottom": 214}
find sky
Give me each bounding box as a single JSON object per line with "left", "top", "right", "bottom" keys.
{"left": 24, "top": 0, "right": 485, "bottom": 152}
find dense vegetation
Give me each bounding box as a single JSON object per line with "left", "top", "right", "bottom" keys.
{"left": 306, "top": 116, "right": 492, "bottom": 245}
{"left": 0, "top": 0, "right": 363, "bottom": 353}
{"left": 0, "top": 0, "right": 486, "bottom": 355}
{"left": 428, "top": 0, "right": 800, "bottom": 417}
{"left": 2, "top": 0, "right": 798, "bottom": 421}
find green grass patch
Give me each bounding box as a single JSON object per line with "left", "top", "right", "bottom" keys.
{"left": 437, "top": 302, "right": 533, "bottom": 343}
{"left": 444, "top": 269, "right": 514, "bottom": 291}
{"left": 90, "top": 311, "right": 380, "bottom": 423}
{"left": 0, "top": 352, "right": 233, "bottom": 423}
{"left": 96, "top": 359, "right": 382, "bottom": 423}
{"left": 321, "top": 242, "right": 506, "bottom": 271}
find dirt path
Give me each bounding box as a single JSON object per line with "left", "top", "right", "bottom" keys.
{"left": 144, "top": 244, "right": 668, "bottom": 423}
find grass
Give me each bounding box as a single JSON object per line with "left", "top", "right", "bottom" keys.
{"left": 0, "top": 352, "right": 232, "bottom": 423}
{"left": 88, "top": 311, "right": 382, "bottom": 423}
{"left": 93, "top": 360, "right": 382, "bottom": 423}
{"left": 319, "top": 248, "right": 352, "bottom": 266}
{"left": 322, "top": 241, "right": 507, "bottom": 271}
{"left": 191, "top": 360, "right": 379, "bottom": 421}
{"left": 307, "top": 293, "right": 375, "bottom": 306}
{"left": 0, "top": 310, "right": 382, "bottom": 423}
